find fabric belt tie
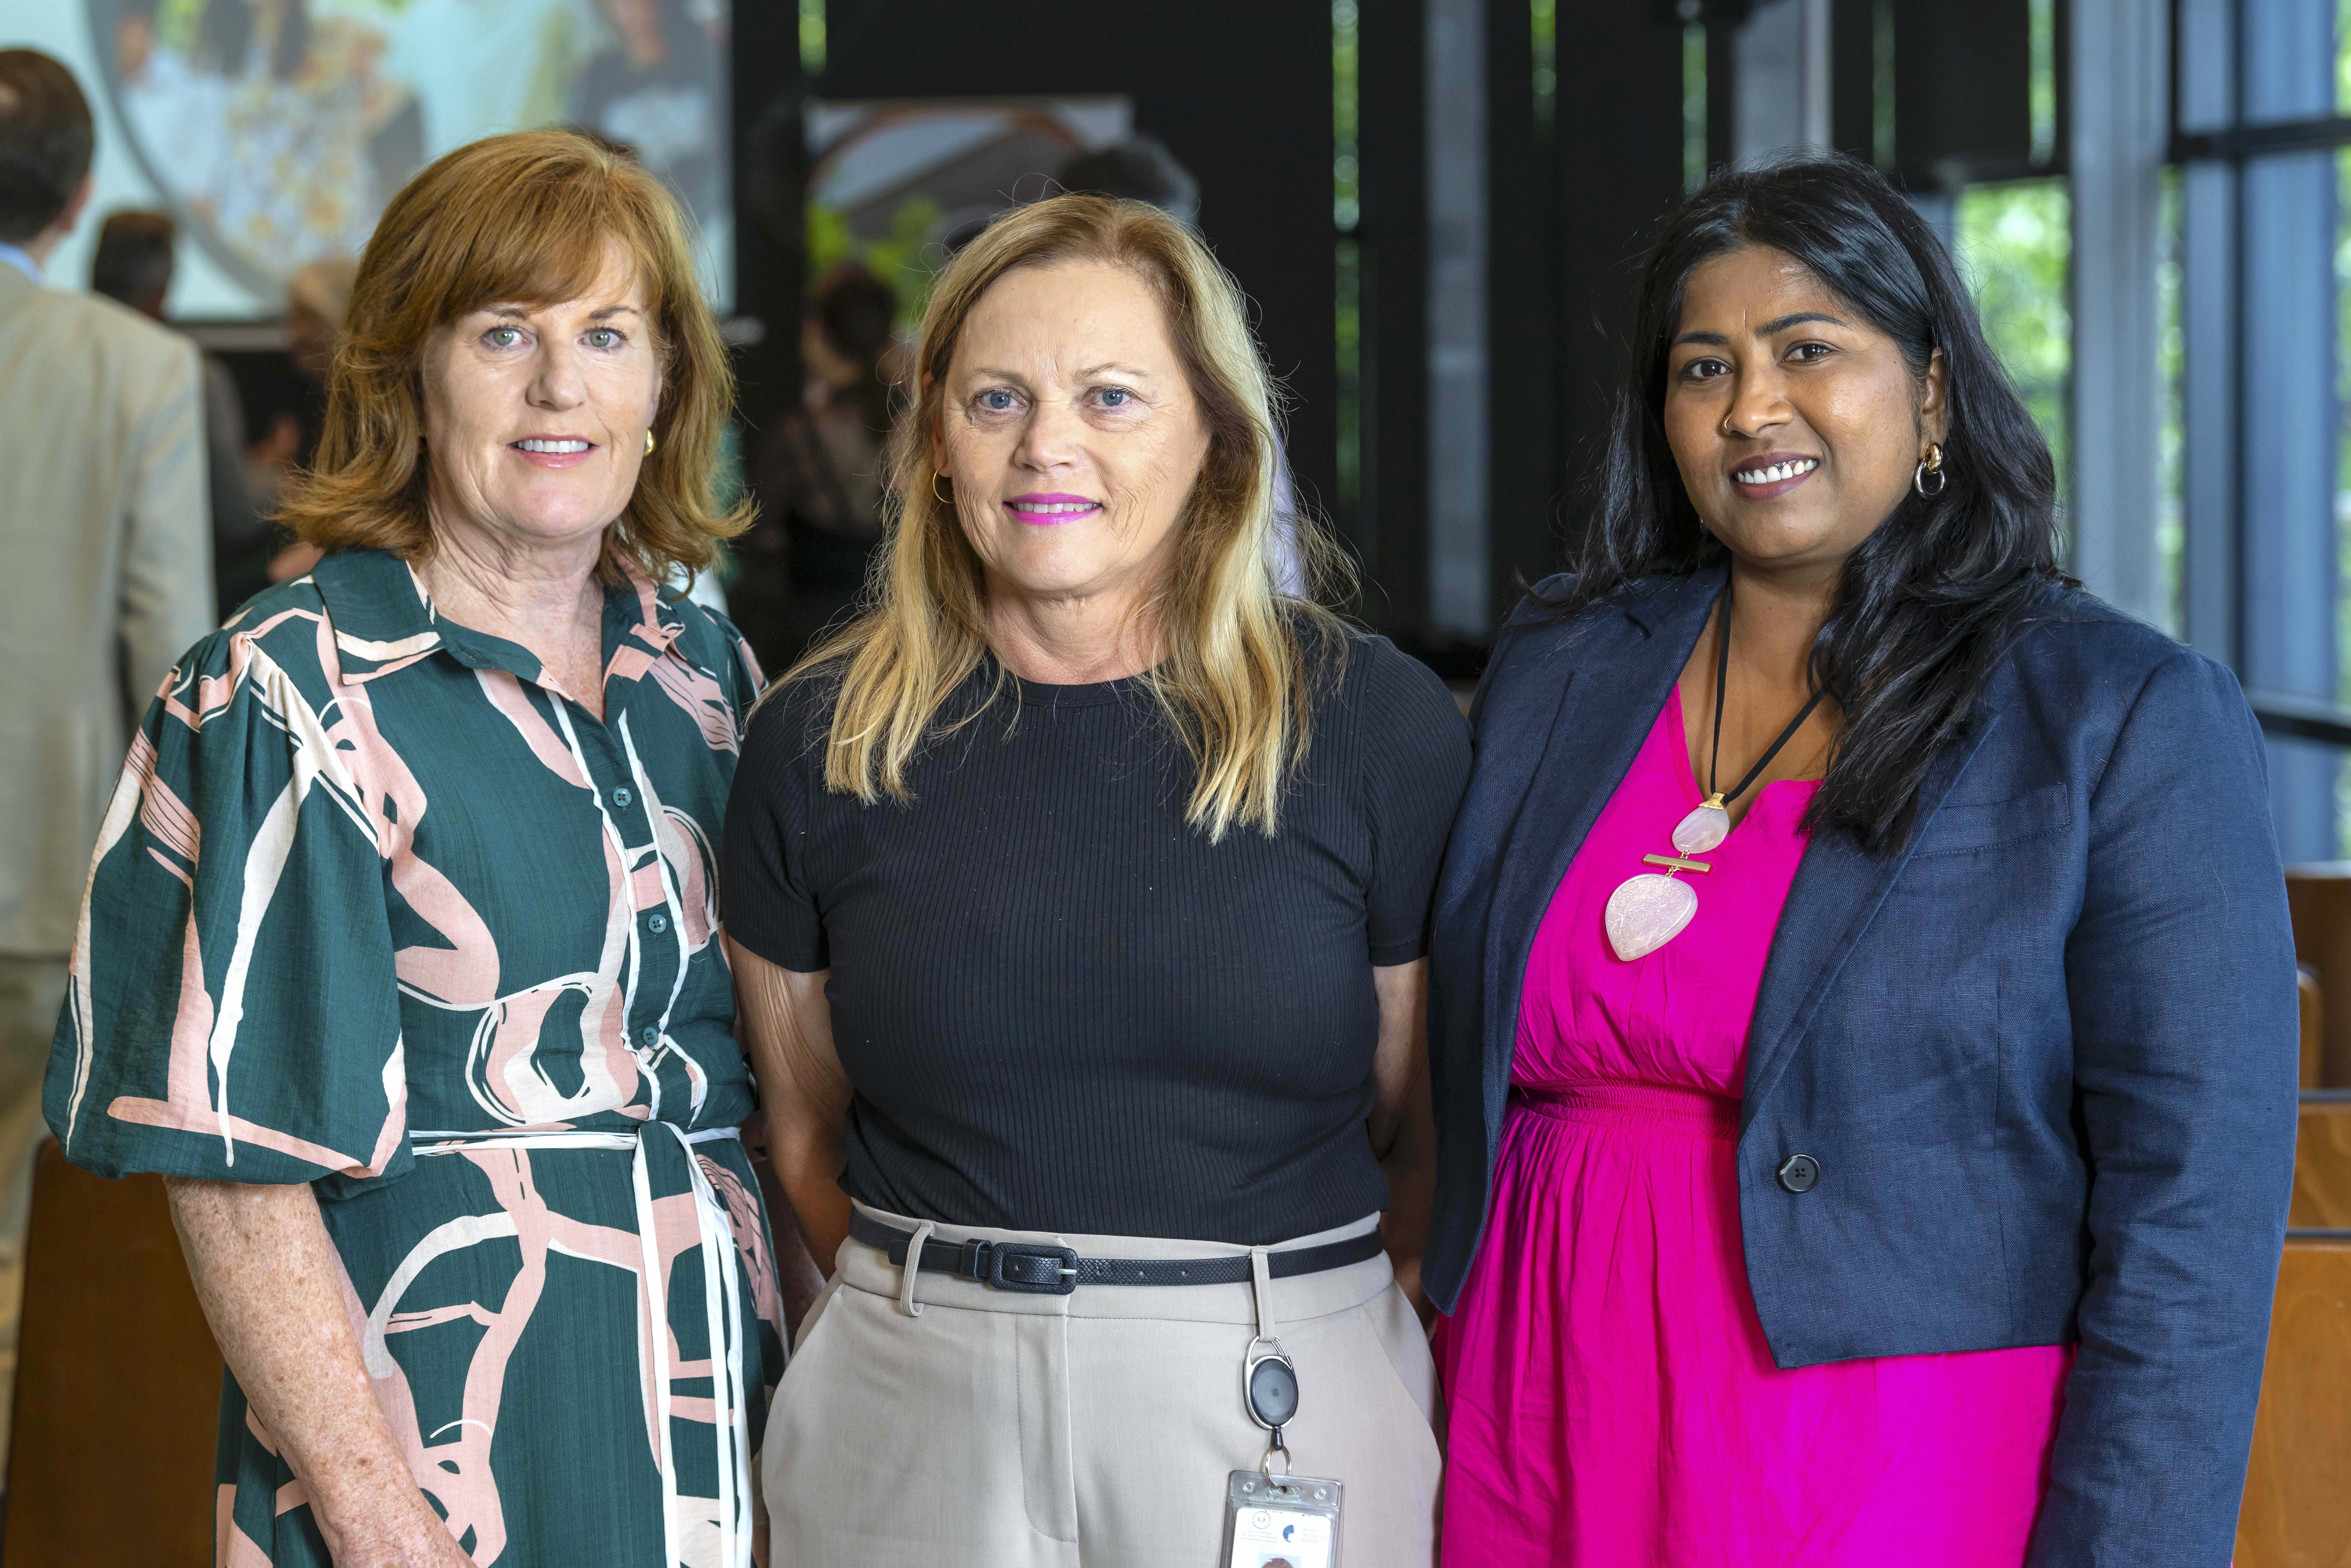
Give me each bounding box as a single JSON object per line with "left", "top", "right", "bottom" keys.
{"left": 847, "top": 1210, "right": 1386, "bottom": 1296}
{"left": 410, "top": 1123, "right": 752, "bottom": 1568}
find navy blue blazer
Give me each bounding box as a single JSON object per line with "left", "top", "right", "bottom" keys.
{"left": 1426, "top": 570, "right": 2299, "bottom": 1563}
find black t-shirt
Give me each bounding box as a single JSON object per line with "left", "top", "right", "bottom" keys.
{"left": 721, "top": 631, "right": 1472, "bottom": 1244}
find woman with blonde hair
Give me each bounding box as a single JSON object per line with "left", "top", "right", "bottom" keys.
{"left": 48, "top": 130, "right": 784, "bottom": 1566}
{"left": 724, "top": 193, "right": 1468, "bottom": 1565}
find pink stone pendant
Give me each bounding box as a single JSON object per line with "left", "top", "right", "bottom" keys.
{"left": 1672, "top": 799, "right": 1730, "bottom": 855}
{"left": 1604, "top": 872, "right": 1698, "bottom": 961}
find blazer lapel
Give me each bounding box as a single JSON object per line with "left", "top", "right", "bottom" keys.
{"left": 1479, "top": 576, "right": 1724, "bottom": 1131}
{"left": 1738, "top": 701, "right": 2005, "bottom": 1125}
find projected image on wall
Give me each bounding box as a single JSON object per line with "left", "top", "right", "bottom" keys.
{"left": 83, "top": 0, "right": 731, "bottom": 307}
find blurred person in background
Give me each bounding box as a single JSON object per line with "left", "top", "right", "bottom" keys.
{"left": 48, "top": 129, "right": 783, "bottom": 1566}
{"left": 572, "top": 0, "right": 726, "bottom": 226}
{"left": 256, "top": 256, "right": 361, "bottom": 585}
{"left": 1054, "top": 134, "right": 1200, "bottom": 226}
{"left": 90, "top": 208, "right": 277, "bottom": 618}
{"left": 0, "top": 48, "right": 213, "bottom": 1484}
{"left": 738, "top": 259, "right": 900, "bottom": 675}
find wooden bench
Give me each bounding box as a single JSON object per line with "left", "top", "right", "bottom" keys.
{"left": 3, "top": 1140, "right": 221, "bottom": 1566}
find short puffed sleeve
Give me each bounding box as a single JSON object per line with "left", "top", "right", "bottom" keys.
{"left": 45, "top": 612, "right": 411, "bottom": 1190}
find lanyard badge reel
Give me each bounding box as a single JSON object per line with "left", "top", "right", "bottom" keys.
{"left": 1220, "top": 1333, "right": 1343, "bottom": 1568}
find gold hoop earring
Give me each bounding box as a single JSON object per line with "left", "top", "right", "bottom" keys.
{"left": 644, "top": 429, "right": 656, "bottom": 456}
{"left": 933, "top": 473, "right": 953, "bottom": 505}
{"left": 1913, "top": 441, "right": 1947, "bottom": 498}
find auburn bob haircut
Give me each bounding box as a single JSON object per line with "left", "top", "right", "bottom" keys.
{"left": 276, "top": 130, "right": 748, "bottom": 582}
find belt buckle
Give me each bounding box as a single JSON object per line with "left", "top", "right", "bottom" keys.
{"left": 987, "top": 1241, "right": 1080, "bottom": 1295}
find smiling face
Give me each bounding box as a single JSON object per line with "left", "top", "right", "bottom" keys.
{"left": 420, "top": 236, "right": 663, "bottom": 558}
{"left": 931, "top": 259, "right": 1211, "bottom": 614}
{"left": 1663, "top": 244, "right": 1944, "bottom": 578}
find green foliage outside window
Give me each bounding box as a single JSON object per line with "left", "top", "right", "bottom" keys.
{"left": 1954, "top": 178, "right": 2073, "bottom": 502}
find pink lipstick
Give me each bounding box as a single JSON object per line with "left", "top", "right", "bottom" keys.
{"left": 1004, "top": 492, "right": 1103, "bottom": 525}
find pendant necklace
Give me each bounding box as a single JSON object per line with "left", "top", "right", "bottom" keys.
{"left": 1603, "top": 573, "right": 1828, "bottom": 962}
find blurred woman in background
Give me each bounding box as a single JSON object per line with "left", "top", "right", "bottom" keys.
{"left": 737, "top": 259, "right": 900, "bottom": 675}
{"left": 89, "top": 207, "right": 276, "bottom": 618}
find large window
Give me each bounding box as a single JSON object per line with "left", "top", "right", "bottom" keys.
{"left": 2176, "top": 0, "right": 2351, "bottom": 858}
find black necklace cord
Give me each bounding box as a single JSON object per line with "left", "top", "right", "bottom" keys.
{"left": 1706, "top": 568, "right": 1832, "bottom": 810}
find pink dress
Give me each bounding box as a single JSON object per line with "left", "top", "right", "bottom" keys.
{"left": 1435, "top": 691, "right": 2072, "bottom": 1566}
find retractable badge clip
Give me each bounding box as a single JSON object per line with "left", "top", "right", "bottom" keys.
{"left": 1245, "top": 1336, "right": 1301, "bottom": 1474}
{"left": 1225, "top": 1348, "right": 1340, "bottom": 1568}
{"left": 1224, "top": 1255, "right": 1342, "bottom": 1564}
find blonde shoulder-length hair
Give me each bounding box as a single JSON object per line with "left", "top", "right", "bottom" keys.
{"left": 275, "top": 129, "right": 749, "bottom": 583}
{"left": 784, "top": 194, "right": 1350, "bottom": 840}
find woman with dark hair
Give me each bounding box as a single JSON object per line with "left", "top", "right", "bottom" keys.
{"left": 737, "top": 260, "right": 903, "bottom": 673}
{"left": 1425, "top": 154, "right": 2297, "bottom": 1565}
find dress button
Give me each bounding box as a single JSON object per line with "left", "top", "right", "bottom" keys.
{"left": 1776, "top": 1154, "right": 1821, "bottom": 1194}
{"left": 612, "top": 787, "right": 633, "bottom": 808}
{"left": 648, "top": 913, "right": 668, "bottom": 934}
{"left": 639, "top": 1025, "right": 659, "bottom": 1047}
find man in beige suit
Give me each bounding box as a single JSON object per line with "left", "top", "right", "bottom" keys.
{"left": 0, "top": 48, "right": 212, "bottom": 1471}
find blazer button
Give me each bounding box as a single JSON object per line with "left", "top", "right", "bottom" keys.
{"left": 1776, "top": 1154, "right": 1821, "bottom": 1194}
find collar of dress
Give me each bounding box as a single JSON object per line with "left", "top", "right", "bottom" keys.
{"left": 306, "top": 546, "right": 690, "bottom": 696}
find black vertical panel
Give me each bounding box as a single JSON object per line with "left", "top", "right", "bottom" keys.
{"left": 1487, "top": 0, "right": 1555, "bottom": 617}
{"left": 731, "top": 0, "right": 808, "bottom": 439}
{"left": 1358, "top": 0, "right": 1430, "bottom": 633}
{"left": 1830, "top": 0, "right": 1878, "bottom": 160}
{"left": 1891, "top": 0, "right": 2034, "bottom": 182}
{"left": 1551, "top": 7, "right": 1688, "bottom": 572}
{"left": 815, "top": 0, "right": 1338, "bottom": 565}
{"left": 2051, "top": 0, "right": 2071, "bottom": 173}
{"left": 1705, "top": 15, "right": 1741, "bottom": 175}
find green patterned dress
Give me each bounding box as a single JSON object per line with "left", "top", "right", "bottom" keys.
{"left": 45, "top": 548, "right": 785, "bottom": 1567}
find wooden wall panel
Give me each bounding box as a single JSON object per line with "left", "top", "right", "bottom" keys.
{"left": 2237, "top": 1239, "right": 2351, "bottom": 1568}
{"left": 2293, "top": 1101, "right": 2351, "bottom": 1230}
{"left": 3, "top": 1145, "right": 221, "bottom": 1567}
{"left": 2285, "top": 869, "right": 2351, "bottom": 1086}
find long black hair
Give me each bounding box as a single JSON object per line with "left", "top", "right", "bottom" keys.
{"left": 1561, "top": 152, "right": 2067, "bottom": 853}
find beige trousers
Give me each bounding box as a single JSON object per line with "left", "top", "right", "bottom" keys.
{"left": 764, "top": 1203, "right": 1442, "bottom": 1567}
{"left": 0, "top": 955, "right": 67, "bottom": 1483}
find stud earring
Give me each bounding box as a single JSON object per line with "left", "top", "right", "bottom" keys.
{"left": 644, "top": 429, "right": 656, "bottom": 456}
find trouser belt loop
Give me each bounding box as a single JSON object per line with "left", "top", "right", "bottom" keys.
{"left": 899, "top": 1220, "right": 937, "bottom": 1318}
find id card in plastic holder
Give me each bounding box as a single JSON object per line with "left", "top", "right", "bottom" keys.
{"left": 1221, "top": 1469, "right": 1341, "bottom": 1568}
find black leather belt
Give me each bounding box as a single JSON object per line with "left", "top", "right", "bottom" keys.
{"left": 846, "top": 1212, "right": 1386, "bottom": 1297}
